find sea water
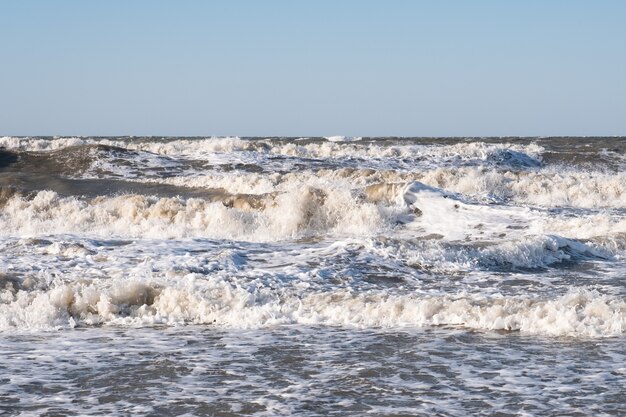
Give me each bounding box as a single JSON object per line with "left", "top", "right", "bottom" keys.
{"left": 0, "top": 136, "right": 624, "bottom": 415}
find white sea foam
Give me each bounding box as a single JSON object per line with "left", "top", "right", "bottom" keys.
{"left": 401, "top": 181, "right": 531, "bottom": 241}
{"left": 0, "top": 136, "right": 86, "bottom": 151}
{"left": 372, "top": 234, "right": 613, "bottom": 273}
{"left": 1, "top": 136, "right": 544, "bottom": 168}
{"left": 0, "top": 274, "right": 623, "bottom": 337}
{"left": 269, "top": 141, "right": 544, "bottom": 167}
{"left": 2, "top": 179, "right": 625, "bottom": 256}
{"left": 1, "top": 136, "right": 625, "bottom": 342}
{"left": 324, "top": 136, "right": 362, "bottom": 142}
{"left": 130, "top": 162, "right": 626, "bottom": 210}
{"left": 415, "top": 167, "right": 626, "bottom": 209}
{"left": 0, "top": 188, "right": 390, "bottom": 241}
{"left": 3, "top": 135, "right": 625, "bottom": 417}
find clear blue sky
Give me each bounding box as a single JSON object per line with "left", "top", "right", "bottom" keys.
{"left": 1, "top": 0, "right": 625, "bottom": 136}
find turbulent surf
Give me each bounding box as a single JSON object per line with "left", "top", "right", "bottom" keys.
{"left": 1, "top": 136, "right": 625, "bottom": 415}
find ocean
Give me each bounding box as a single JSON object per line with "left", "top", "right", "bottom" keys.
{"left": 0, "top": 136, "right": 624, "bottom": 415}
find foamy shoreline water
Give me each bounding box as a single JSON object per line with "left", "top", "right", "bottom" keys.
{"left": 1, "top": 136, "right": 625, "bottom": 415}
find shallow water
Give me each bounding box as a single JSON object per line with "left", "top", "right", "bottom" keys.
{"left": 1, "top": 327, "right": 624, "bottom": 416}
{"left": 0, "top": 136, "right": 625, "bottom": 415}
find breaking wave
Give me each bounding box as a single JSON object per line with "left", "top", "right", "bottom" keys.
{"left": 0, "top": 275, "right": 623, "bottom": 337}
{"left": 0, "top": 188, "right": 389, "bottom": 241}
{"left": 1, "top": 136, "right": 545, "bottom": 168}
{"left": 1, "top": 136, "right": 626, "bottom": 340}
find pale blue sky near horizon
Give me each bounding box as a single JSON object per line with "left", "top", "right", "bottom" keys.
{"left": 1, "top": 0, "right": 625, "bottom": 137}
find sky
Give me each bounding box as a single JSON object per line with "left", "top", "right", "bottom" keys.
{"left": 1, "top": 0, "right": 625, "bottom": 137}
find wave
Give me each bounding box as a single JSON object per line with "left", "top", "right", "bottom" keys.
{"left": 4, "top": 143, "right": 625, "bottom": 210}
{"left": 1, "top": 136, "right": 545, "bottom": 168}
{"left": 1, "top": 185, "right": 622, "bottom": 274}
{"left": 2, "top": 178, "right": 625, "bottom": 245}
{"left": 361, "top": 234, "right": 611, "bottom": 275}
{"left": 129, "top": 161, "right": 626, "bottom": 209}
{"left": 0, "top": 275, "right": 623, "bottom": 337}
{"left": 324, "top": 136, "right": 362, "bottom": 142}
{"left": 0, "top": 188, "right": 391, "bottom": 241}
{"left": 0, "top": 180, "right": 543, "bottom": 242}
{"left": 415, "top": 167, "right": 626, "bottom": 209}
{"left": 2, "top": 136, "right": 624, "bottom": 342}
{"left": 0, "top": 136, "right": 86, "bottom": 151}
{"left": 345, "top": 167, "right": 626, "bottom": 209}
{"left": 0, "top": 143, "right": 191, "bottom": 180}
